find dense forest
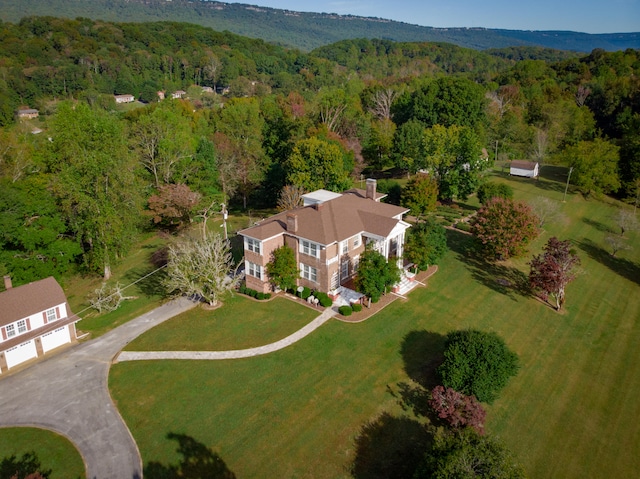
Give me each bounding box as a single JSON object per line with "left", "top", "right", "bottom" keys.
{"left": 2, "top": 0, "right": 639, "bottom": 52}
{"left": 1, "top": 17, "right": 639, "bottom": 287}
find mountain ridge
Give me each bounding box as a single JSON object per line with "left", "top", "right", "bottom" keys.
{"left": 1, "top": 0, "right": 638, "bottom": 52}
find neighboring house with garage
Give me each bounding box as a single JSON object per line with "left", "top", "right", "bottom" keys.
{"left": 510, "top": 160, "right": 540, "bottom": 178}
{"left": 0, "top": 276, "right": 80, "bottom": 374}
{"left": 238, "top": 179, "right": 411, "bottom": 296}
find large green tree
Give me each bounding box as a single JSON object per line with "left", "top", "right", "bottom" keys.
{"left": 394, "top": 76, "right": 487, "bottom": 129}
{"left": 48, "top": 102, "right": 142, "bottom": 279}
{"left": 265, "top": 245, "right": 299, "bottom": 291}
{"left": 0, "top": 178, "right": 82, "bottom": 284}
{"left": 563, "top": 138, "right": 620, "bottom": 196}
{"left": 414, "top": 428, "right": 526, "bottom": 479}
{"left": 284, "top": 136, "right": 352, "bottom": 192}
{"left": 404, "top": 218, "right": 448, "bottom": 271}
{"left": 401, "top": 174, "right": 439, "bottom": 218}
{"left": 355, "top": 248, "right": 401, "bottom": 303}
{"left": 423, "top": 124, "right": 487, "bottom": 201}
{"left": 438, "top": 329, "right": 520, "bottom": 403}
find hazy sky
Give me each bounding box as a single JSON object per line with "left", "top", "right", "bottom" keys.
{"left": 223, "top": 0, "right": 640, "bottom": 33}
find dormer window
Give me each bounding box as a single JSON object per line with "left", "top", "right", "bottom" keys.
{"left": 46, "top": 308, "right": 57, "bottom": 323}
{"left": 17, "top": 320, "right": 27, "bottom": 334}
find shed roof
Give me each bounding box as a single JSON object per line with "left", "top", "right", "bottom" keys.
{"left": 510, "top": 160, "right": 538, "bottom": 170}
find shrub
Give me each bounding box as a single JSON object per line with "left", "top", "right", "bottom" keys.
{"left": 314, "top": 291, "right": 332, "bottom": 307}
{"left": 298, "top": 287, "right": 311, "bottom": 300}
{"left": 339, "top": 305, "right": 353, "bottom": 316}
{"left": 264, "top": 293, "right": 271, "bottom": 300}
{"left": 455, "top": 222, "right": 471, "bottom": 232}
{"left": 352, "top": 303, "right": 363, "bottom": 312}
{"left": 239, "top": 284, "right": 247, "bottom": 295}
{"left": 256, "top": 292, "right": 265, "bottom": 300}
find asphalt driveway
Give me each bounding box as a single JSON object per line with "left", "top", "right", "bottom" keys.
{"left": 0, "top": 297, "right": 197, "bottom": 479}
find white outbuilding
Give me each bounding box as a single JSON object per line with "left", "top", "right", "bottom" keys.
{"left": 510, "top": 160, "right": 539, "bottom": 178}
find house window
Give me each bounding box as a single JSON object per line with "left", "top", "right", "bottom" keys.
{"left": 353, "top": 255, "right": 360, "bottom": 271}
{"left": 300, "top": 264, "right": 317, "bottom": 283}
{"left": 246, "top": 261, "right": 262, "bottom": 279}
{"left": 17, "top": 320, "right": 27, "bottom": 334}
{"left": 246, "top": 238, "right": 261, "bottom": 254}
{"left": 341, "top": 241, "right": 348, "bottom": 255}
{"left": 353, "top": 235, "right": 361, "bottom": 248}
{"left": 300, "top": 240, "right": 319, "bottom": 258}
{"left": 341, "top": 259, "right": 349, "bottom": 279}
{"left": 6, "top": 324, "right": 15, "bottom": 338}
{"left": 46, "top": 308, "right": 57, "bottom": 322}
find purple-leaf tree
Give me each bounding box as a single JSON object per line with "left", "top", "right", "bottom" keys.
{"left": 529, "top": 237, "right": 580, "bottom": 311}
{"left": 428, "top": 385, "right": 486, "bottom": 435}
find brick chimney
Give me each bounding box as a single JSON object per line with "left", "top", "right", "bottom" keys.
{"left": 3, "top": 275, "right": 12, "bottom": 290}
{"left": 286, "top": 213, "right": 298, "bottom": 233}
{"left": 366, "top": 178, "right": 377, "bottom": 200}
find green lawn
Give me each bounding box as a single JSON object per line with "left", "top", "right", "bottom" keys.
{"left": 0, "top": 427, "right": 85, "bottom": 479}
{"left": 109, "top": 166, "right": 640, "bottom": 478}
{"left": 123, "top": 295, "right": 318, "bottom": 351}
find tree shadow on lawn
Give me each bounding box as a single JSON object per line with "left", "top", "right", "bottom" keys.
{"left": 577, "top": 238, "right": 640, "bottom": 286}
{"left": 144, "top": 432, "right": 236, "bottom": 479}
{"left": 445, "top": 229, "right": 531, "bottom": 301}
{"left": 123, "top": 246, "right": 169, "bottom": 298}
{"left": 582, "top": 216, "right": 616, "bottom": 234}
{"left": 350, "top": 412, "right": 432, "bottom": 479}
{"left": 400, "top": 330, "right": 446, "bottom": 389}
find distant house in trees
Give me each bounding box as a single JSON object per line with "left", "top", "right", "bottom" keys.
{"left": 0, "top": 276, "right": 80, "bottom": 374}
{"left": 15, "top": 108, "right": 39, "bottom": 120}
{"left": 201, "top": 86, "right": 214, "bottom": 93}
{"left": 157, "top": 91, "right": 166, "bottom": 101}
{"left": 172, "top": 90, "right": 187, "bottom": 99}
{"left": 510, "top": 160, "right": 539, "bottom": 178}
{"left": 114, "top": 94, "right": 135, "bottom": 104}
{"left": 238, "top": 179, "right": 412, "bottom": 299}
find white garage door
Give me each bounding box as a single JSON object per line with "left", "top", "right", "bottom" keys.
{"left": 41, "top": 327, "right": 71, "bottom": 353}
{"left": 5, "top": 340, "right": 38, "bottom": 369}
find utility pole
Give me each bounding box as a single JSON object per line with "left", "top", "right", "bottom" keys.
{"left": 221, "top": 203, "right": 228, "bottom": 241}
{"left": 563, "top": 166, "right": 574, "bottom": 202}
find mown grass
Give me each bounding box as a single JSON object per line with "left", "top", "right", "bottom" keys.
{"left": 123, "top": 294, "right": 318, "bottom": 351}
{"left": 109, "top": 166, "right": 640, "bottom": 478}
{"left": 0, "top": 427, "right": 85, "bottom": 479}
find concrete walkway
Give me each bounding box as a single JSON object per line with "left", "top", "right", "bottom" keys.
{"left": 0, "top": 296, "right": 198, "bottom": 479}
{"left": 115, "top": 306, "right": 335, "bottom": 362}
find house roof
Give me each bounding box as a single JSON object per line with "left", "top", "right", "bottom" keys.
{"left": 510, "top": 160, "right": 538, "bottom": 170}
{"left": 239, "top": 191, "right": 409, "bottom": 245}
{"left": 0, "top": 277, "right": 69, "bottom": 327}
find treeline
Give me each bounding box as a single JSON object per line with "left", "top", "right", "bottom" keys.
{"left": 0, "top": 17, "right": 638, "bottom": 287}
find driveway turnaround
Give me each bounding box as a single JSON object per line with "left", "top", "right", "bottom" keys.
{"left": 0, "top": 297, "right": 198, "bottom": 479}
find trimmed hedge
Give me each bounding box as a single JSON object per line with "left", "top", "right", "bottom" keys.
{"left": 313, "top": 291, "right": 333, "bottom": 307}
{"left": 352, "top": 303, "right": 363, "bottom": 312}
{"left": 239, "top": 284, "right": 271, "bottom": 300}
{"left": 339, "top": 305, "right": 353, "bottom": 316}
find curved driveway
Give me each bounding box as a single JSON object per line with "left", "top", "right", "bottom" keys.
{"left": 0, "top": 297, "right": 198, "bottom": 479}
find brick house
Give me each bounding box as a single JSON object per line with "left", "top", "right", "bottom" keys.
{"left": 0, "top": 276, "right": 80, "bottom": 374}
{"left": 238, "top": 179, "right": 411, "bottom": 295}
